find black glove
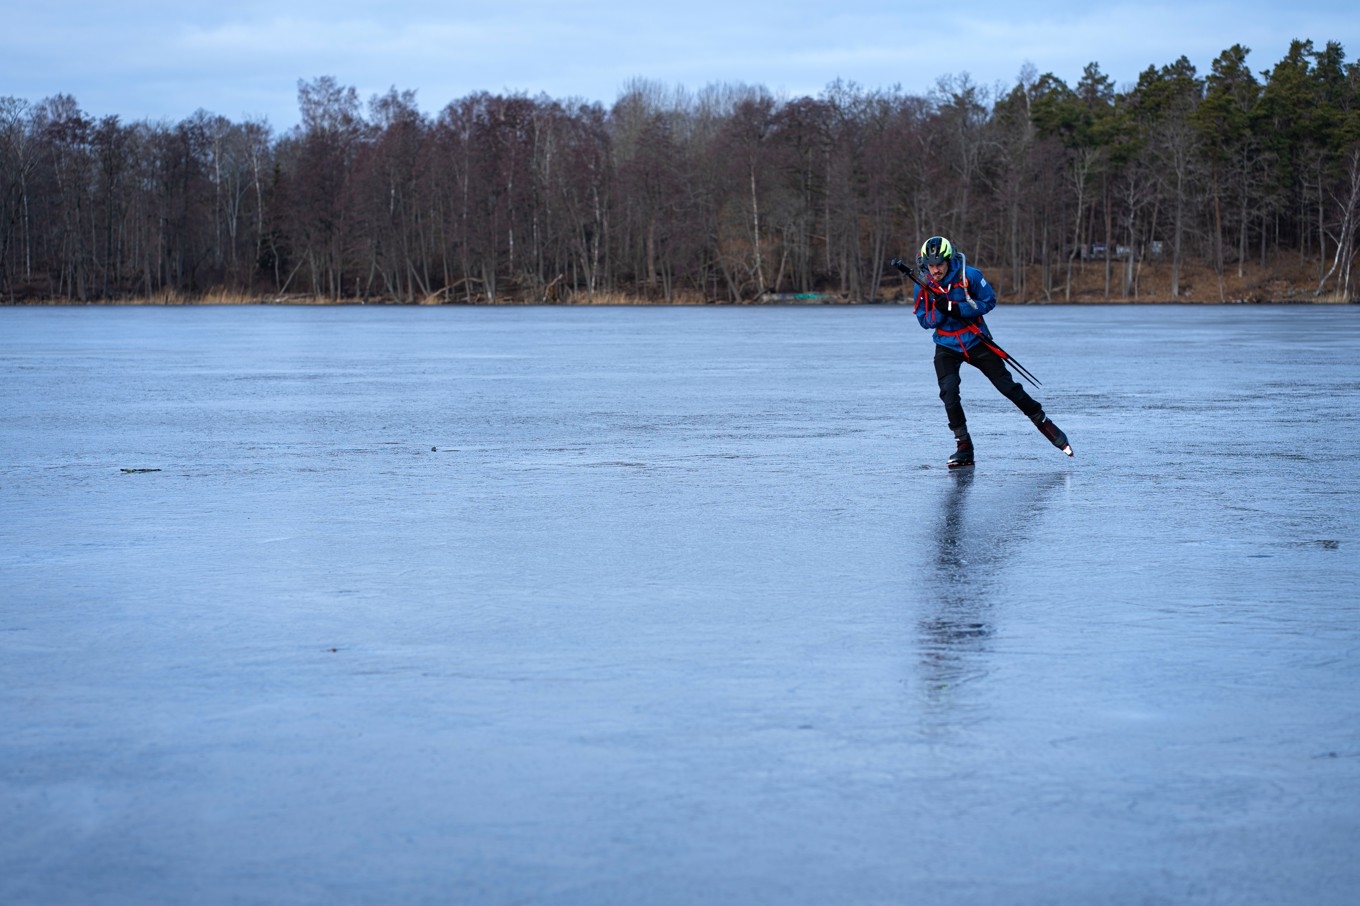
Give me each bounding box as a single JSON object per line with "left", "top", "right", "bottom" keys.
{"left": 936, "top": 299, "right": 973, "bottom": 323}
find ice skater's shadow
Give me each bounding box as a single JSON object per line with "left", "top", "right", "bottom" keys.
{"left": 917, "top": 469, "right": 1066, "bottom": 705}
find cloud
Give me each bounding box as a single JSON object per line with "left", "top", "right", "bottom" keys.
{"left": 3, "top": 0, "right": 1358, "bottom": 128}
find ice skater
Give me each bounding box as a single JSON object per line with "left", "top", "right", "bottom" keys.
{"left": 892, "top": 236, "right": 1072, "bottom": 469}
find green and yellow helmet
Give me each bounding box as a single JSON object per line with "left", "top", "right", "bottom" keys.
{"left": 917, "top": 236, "right": 954, "bottom": 268}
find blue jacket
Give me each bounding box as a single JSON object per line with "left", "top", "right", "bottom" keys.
{"left": 913, "top": 257, "right": 997, "bottom": 353}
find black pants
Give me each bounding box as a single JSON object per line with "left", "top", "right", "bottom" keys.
{"left": 934, "top": 341, "right": 1043, "bottom": 433}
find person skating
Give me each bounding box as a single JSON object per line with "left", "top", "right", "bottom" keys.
{"left": 906, "top": 236, "right": 1072, "bottom": 468}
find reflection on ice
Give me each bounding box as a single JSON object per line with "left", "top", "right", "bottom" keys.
{"left": 920, "top": 469, "right": 992, "bottom": 700}
{"left": 917, "top": 469, "right": 1068, "bottom": 717}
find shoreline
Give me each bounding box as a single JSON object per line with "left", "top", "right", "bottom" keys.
{"left": 4, "top": 262, "right": 1353, "bottom": 307}
{"left": 3, "top": 296, "right": 1351, "bottom": 307}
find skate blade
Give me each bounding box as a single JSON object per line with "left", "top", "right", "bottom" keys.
{"left": 947, "top": 461, "right": 975, "bottom": 470}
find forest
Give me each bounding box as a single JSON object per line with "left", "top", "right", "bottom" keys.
{"left": 2, "top": 39, "right": 1358, "bottom": 305}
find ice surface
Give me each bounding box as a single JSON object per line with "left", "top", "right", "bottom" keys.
{"left": 2, "top": 304, "right": 1359, "bottom": 904}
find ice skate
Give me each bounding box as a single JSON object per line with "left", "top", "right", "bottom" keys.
{"left": 948, "top": 434, "right": 975, "bottom": 469}
{"left": 1033, "top": 413, "right": 1073, "bottom": 457}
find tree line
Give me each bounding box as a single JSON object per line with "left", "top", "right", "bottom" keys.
{"left": 2, "top": 39, "right": 1358, "bottom": 305}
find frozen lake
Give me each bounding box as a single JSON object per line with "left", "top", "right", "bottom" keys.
{"left": 3, "top": 303, "right": 1359, "bottom": 905}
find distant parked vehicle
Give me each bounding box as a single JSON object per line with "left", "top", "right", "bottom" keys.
{"left": 1086, "top": 243, "right": 1136, "bottom": 259}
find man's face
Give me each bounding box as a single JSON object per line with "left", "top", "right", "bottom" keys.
{"left": 926, "top": 261, "right": 949, "bottom": 282}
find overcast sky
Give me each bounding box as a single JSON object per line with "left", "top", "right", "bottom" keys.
{"left": 4, "top": 0, "right": 1357, "bottom": 129}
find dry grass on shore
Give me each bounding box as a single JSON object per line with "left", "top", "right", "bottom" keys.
{"left": 5, "top": 261, "right": 1353, "bottom": 306}
{"left": 8, "top": 288, "right": 717, "bottom": 307}
{"left": 1009, "top": 258, "right": 1348, "bottom": 304}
